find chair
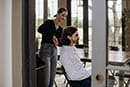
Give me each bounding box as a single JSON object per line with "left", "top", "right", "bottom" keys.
{"left": 36, "top": 54, "right": 46, "bottom": 87}
{"left": 54, "top": 61, "right": 67, "bottom": 87}
{"left": 115, "top": 72, "right": 130, "bottom": 87}
{"left": 55, "top": 65, "right": 76, "bottom": 87}
{"left": 54, "top": 66, "right": 65, "bottom": 87}
{"left": 61, "top": 66, "right": 70, "bottom": 87}
{"left": 108, "top": 75, "right": 117, "bottom": 87}
{"left": 61, "top": 66, "right": 88, "bottom": 87}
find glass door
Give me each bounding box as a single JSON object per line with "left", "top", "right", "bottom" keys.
{"left": 92, "top": 0, "right": 130, "bottom": 87}
{"left": 106, "top": 0, "right": 130, "bottom": 87}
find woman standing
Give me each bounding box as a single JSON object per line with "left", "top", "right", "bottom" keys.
{"left": 38, "top": 8, "right": 68, "bottom": 87}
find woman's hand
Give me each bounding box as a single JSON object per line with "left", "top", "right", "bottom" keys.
{"left": 52, "top": 35, "right": 59, "bottom": 46}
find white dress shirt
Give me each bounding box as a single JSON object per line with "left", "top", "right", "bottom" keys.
{"left": 60, "top": 46, "right": 91, "bottom": 80}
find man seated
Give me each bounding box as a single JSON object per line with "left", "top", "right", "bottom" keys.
{"left": 60, "top": 26, "right": 91, "bottom": 87}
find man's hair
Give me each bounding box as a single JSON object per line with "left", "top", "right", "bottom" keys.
{"left": 61, "top": 26, "right": 77, "bottom": 45}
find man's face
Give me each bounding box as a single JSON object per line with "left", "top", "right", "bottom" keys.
{"left": 71, "top": 31, "right": 79, "bottom": 44}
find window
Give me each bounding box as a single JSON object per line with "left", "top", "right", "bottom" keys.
{"left": 35, "top": 0, "right": 44, "bottom": 50}
{"left": 108, "top": 0, "right": 122, "bottom": 48}
{"left": 48, "top": 0, "right": 58, "bottom": 19}
{"left": 35, "top": 0, "right": 58, "bottom": 50}
{"left": 71, "top": 0, "right": 83, "bottom": 44}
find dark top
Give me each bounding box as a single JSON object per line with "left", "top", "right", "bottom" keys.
{"left": 38, "top": 19, "right": 63, "bottom": 46}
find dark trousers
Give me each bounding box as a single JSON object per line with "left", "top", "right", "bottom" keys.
{"left": 69, "top": 77, "right": 91, "bottom": 87}
{"left": 39, "top": 43, "right": 57, "bottom": 87}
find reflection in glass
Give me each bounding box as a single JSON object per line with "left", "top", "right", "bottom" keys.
{"left": 107, "top": 0, "right": 130, "bottom": 87}
{"left": 35, "top": 0, "right": 44, "bottom": 51}
{"left": 48, "top": 0, "right": 58, "bottom": 19}
{"left": 35, "top": 0, "right": 58, "bottom": 50}
{"left": 71, "top": 0, "right": 83, "bottom": 44}
{"left": 108, "top": 0, "right": 122, "bottom": 50}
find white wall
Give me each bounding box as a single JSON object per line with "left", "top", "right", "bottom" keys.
{"left": 0, "top": 0, "right": 22, "bottom": 87}
{"left": 12, "top": 0, "right": 22, "bottom": 87}
{"left": 0, "top": 0, "right": 12, "bottom": 87}
{"left": 92, "top": 0, "right": 106, "bottom": 87}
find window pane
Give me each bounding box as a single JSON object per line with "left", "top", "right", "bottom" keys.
{"left": 108, "top": 0, "right": 122, "bottom": 49}
{"left": 48, "top": 0, "right": 58, "bottom": 19}
{"left": 35, "top": 0, "right": 44, "bottom": 50}
{"left": 71, "top": 0, "right": 83, "bottom": 44}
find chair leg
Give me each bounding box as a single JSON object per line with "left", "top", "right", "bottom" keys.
{"left": 66, "top": 83, "right": 69, "bottom": 87}
{"left": 54, "top": 80, "right": 58, "bottom": 87}
{"left": 125, "top": 79, "right": 130, "bottom": 87}
{"left": 64, "top": 79, "right": 67, "bottom": 84}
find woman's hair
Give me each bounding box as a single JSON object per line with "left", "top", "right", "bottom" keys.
{"left": 61, "top": 26, "right": 77, "bottom": 45}
{"left": 54, "top": 8, "right": 67, "bottom": 17}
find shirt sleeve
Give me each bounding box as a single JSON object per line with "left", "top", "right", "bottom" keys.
{"left": 37, "top": 20, "right": 55, "bottom": 41}
{"left": 38, "top": 20, "right": 49, "bottom": 34}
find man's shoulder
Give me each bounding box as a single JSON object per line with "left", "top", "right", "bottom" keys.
{"left": 61, "top": 46, "right": 73, "bottom": 54}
